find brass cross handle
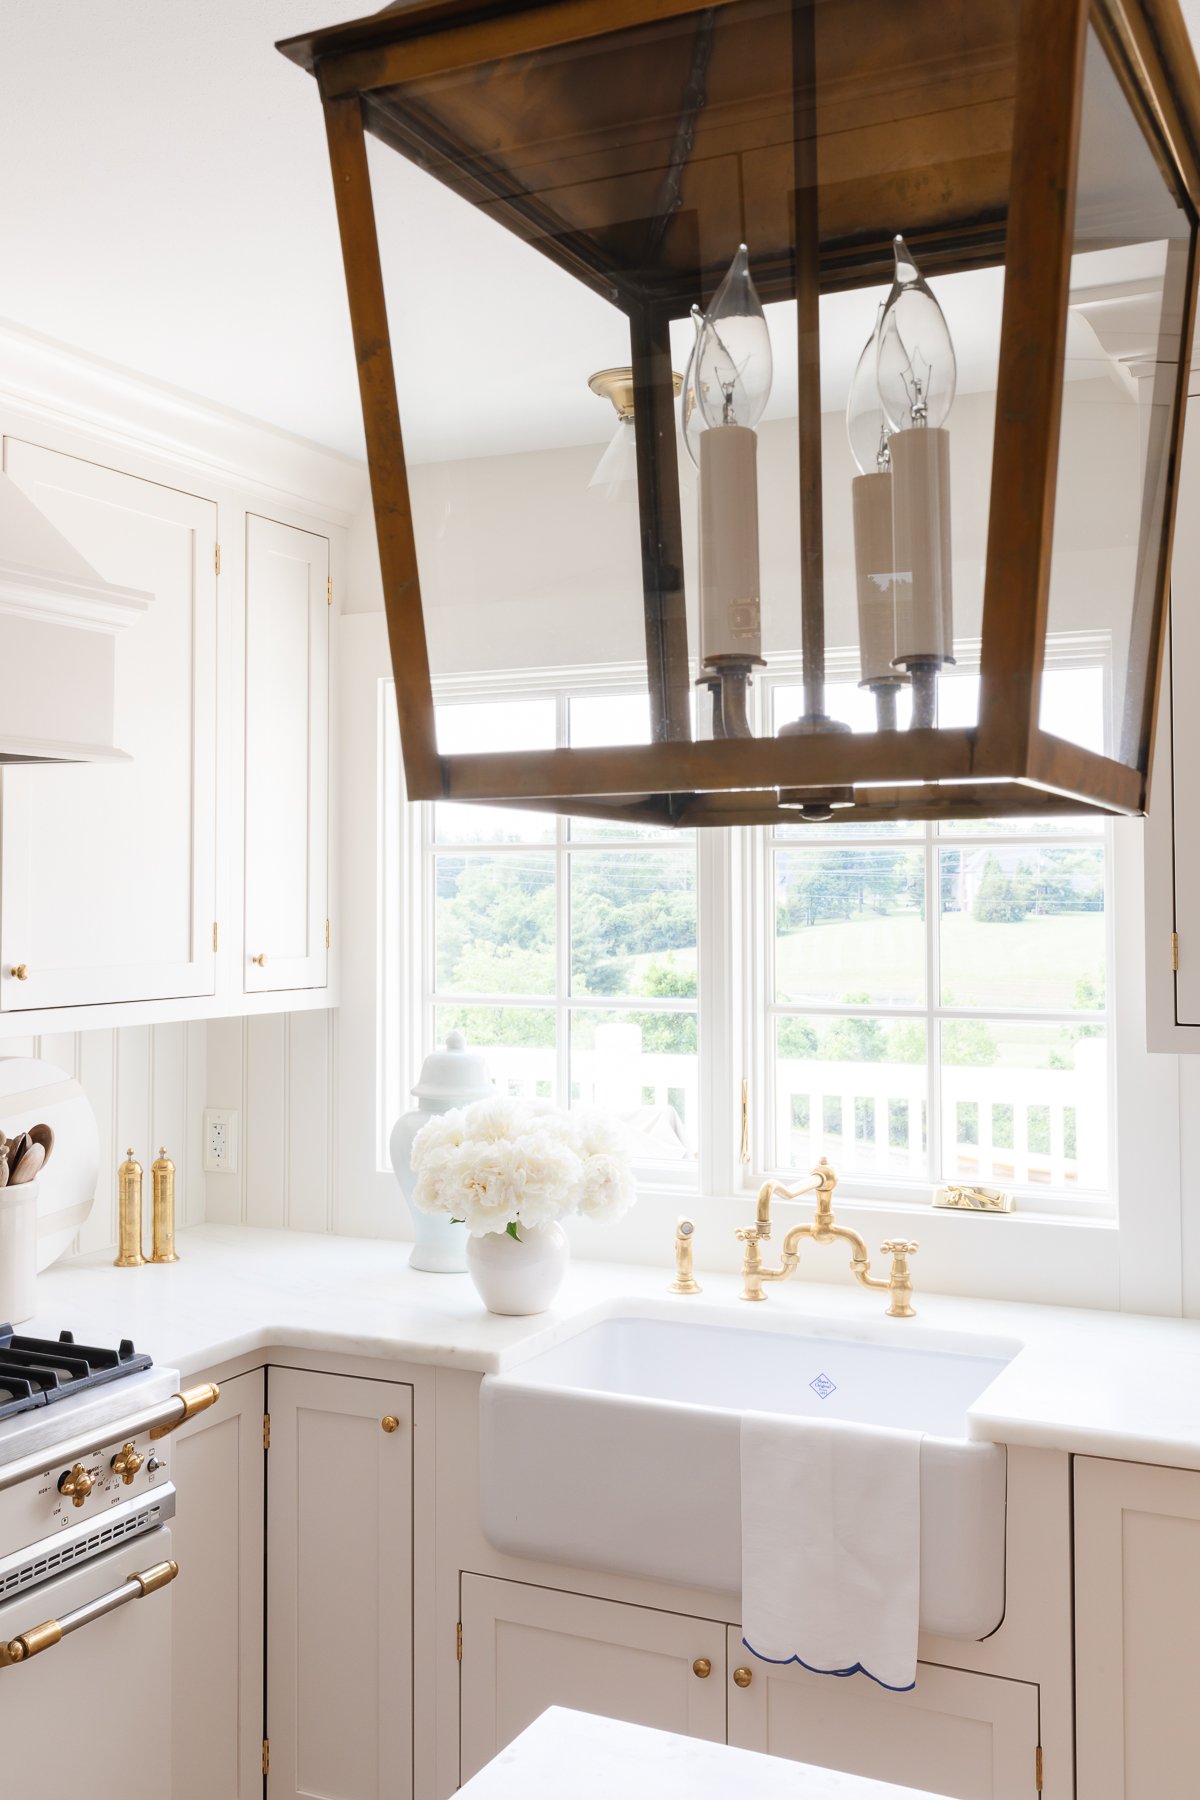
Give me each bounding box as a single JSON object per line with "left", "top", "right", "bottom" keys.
{"left": 880, "top": 1240, "right": 918, "bottom": 1319}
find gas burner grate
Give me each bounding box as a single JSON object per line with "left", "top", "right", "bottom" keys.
{"left": 0, "top": 1328, "right": 153, "bottom": 1421}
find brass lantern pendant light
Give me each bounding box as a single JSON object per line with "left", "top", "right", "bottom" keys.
{"left": 279, "top": 0, "right": 1200, "bottom": 828}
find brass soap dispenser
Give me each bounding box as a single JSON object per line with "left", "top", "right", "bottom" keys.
{"left": 151, "top": 1146, "right": 179, "bottom": 1264}
{"left": 115, "top": 1148, "right": 146, "bottom": 1268}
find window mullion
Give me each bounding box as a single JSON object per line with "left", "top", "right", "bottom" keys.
{"left": 556, "top": 694, "right": 571, "bottom": 1109}
{"left": 927, "top": 828, "right": 942, "bottom": 1186}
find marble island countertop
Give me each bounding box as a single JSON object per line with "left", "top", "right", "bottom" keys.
{"left": 21, "top": 1223, "right": 1200, "bottom": 1468}
{"left": 458, "top": 1708, "right": 940, "bottom": 1799}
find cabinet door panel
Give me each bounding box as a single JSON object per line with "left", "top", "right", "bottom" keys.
{"left": 727, "top": 1634, "right": 1040, "bottom": 1800}
{"left": 170, "top": 1370, "right": 265, "bottom": 1800}
{"left": 1076, "top": 1456, "right": 1200, "bottom": 1799}
{"left": 460, "top": 1576, "right": 726, "bottom": 1786}
{"left": 0, "top": 438, "right": 217, "bottom": 1009}
{"left": 244, "top": 515, "right": 329, "bottom": 994}
{"left": 267, "top": 1369, "right": 413, "bottom": 1800}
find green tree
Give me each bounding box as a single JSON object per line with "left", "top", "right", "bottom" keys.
{"left": 942, "top": 1019, "right": 999, "bottom": 1066}
{"left": 778, "top": 1017, "right": 819, "bottom": 1057}
{"left": 972, "top": 856, "right": 1028, "bottom": 923}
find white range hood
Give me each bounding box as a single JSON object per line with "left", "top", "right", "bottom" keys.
{"left": 0, "top": 472, "right": 150, "bottom": 763}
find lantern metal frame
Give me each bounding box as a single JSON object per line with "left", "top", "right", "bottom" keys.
{"left": 279, "top": 0, "right": 1200, "bottom": 828}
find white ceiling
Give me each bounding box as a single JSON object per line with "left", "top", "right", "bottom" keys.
{"left": 1, "top": 2, "right": 1197, "bottom": 465}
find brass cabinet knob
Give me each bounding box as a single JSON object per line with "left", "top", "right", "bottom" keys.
{"left": 58, "top": 1463, "right": 94, "bottom": 1507}
{"left": 111, "top": 1443, "right": 144, "bottom": 1485}
{"left": 691, "top": 1658, "right": 712, "bottom": 1680}
{"left": 9, "top": 964, "right": 27, "bottom": 981}
{"left": 251, "top": 953, "right": 267, "bottom": 967}
{"left": 733, "top": 1666, "right": 753, "bottom": 1689}
{"left": 381, "top": 1415, "right": 400, "bottom": 1433}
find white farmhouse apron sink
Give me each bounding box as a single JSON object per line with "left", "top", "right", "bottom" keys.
{"left": 480, "top": 1311, "right": 1020, "bottom": 1641}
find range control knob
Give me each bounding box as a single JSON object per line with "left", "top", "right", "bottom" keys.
{"left": 58, "top": 1463, "right": 94, "bottom": 1508}
{"left": 146, "top": 1454, "right": 164, "bottom": 1476}
{"left": 110, "top": 1443, "right": 145, "bottom": 1485}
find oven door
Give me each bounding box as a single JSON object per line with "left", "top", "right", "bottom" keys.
{"left": 0, "top": 1526, "right": 174, "bottom": 1793}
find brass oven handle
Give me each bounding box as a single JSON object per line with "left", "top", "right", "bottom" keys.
{"left": 148, "top": 1383, "right": 221, "bottom": 1440}
{"left": 0, "top": 1383, "right": 221, "bottom": 1495}
{"left": 0, "top": 1558, "right": 179, "bottom": 1668}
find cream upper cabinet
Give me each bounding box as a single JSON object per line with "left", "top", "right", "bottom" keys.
{"left": 458, "top": 1577, "right": 727, "bottom": 1787}
{"left": 1075, "top": 1456, "right": 1200, "bottom": 1799}
{"left": 170, "top": 1369, "right": 265, "bottom": 1800}
{"left": 266, "top": 1368, "right": 413, "bottom": 1800}
{"left": 0, "top": 438, "right": 217, "bottom": 1011}
{"left": 727, "top": 1635, "right": 1042, "bottom": 1799}
{"left": 1147, "top": 391, "right": 1200, "bottom": 1045}
{"left": 243, "top": 515, "right": 329, "bottom": 995}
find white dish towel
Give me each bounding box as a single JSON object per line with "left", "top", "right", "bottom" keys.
{"left": 740, "top": 1411, "right": 923, "bottom": 1692}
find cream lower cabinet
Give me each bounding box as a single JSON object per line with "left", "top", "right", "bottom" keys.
{"left": 459, "top": 1576, "right": 727, "bottom": 1785}
{"left": 170, "top": 1369, "right": 266, "bottom": 1800}
{"left": 727, "top": 1637, "right": 1041, "bottom": 1798}
{"left": 1075, "top": 1456, "right": 1200, "bottom": 1798}
{"left": 267, "top": 1368, "right": 414, "bottom": 1800}
{"left": 459, "top": 1576, "right": 1042, "bottom": 1798}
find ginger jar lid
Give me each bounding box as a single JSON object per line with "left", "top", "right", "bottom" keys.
{"left": 411, "top": 1031, "right": 493, "bottom": 1102}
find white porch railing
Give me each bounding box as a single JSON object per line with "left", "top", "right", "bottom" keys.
{"left": 462, "top": 1035, "right": 1109, "bottom": 1193}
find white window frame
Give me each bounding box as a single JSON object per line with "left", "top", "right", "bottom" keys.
{"left": 373, "top": 646, "right": 1182, "bottom": 1311}
{"left": 749, "top": 640, "right": 1117, "bottom": 1222}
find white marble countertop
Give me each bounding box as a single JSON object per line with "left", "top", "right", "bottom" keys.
{"left": 21, "top": 1223, "right": 1200, "bottom": 1468}
{"left": 458, "top": 1708, "right": 941, "bottom": 1798}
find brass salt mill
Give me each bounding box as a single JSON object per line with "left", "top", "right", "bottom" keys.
{"left": 115, "top": 1148, "right": 146, "bottom": 1268}
{"left": 151, "top": 1146, "right": 179, "bottom": 1264}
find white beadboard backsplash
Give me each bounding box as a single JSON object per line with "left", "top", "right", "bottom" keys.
{"left": 204, "top": 1013, "right": 337, "bottom": 1234}
{"left": 9, "top": 1024, "right": 209, "bottom": 1262}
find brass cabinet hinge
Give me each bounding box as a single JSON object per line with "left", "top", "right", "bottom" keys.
{"left": 262, "top": 1412, "right": 270, "bottom": 1451}
{"left": 214, "top": 543, "right": 221, "bottom": 577}
{"left": 212, "top": 921, "right": 219, "bottom": 953}
{"left": 456, "top": 1620, "right": 463, "bottom": 1663}
{"left": 325, "top": 917, "right": 331, "bottom": 951}
{"left": 1172, "top": 931, "right": 1180, "bottom": 972}
{"left": 262, "top": 1737, "right": 269, "bottom": 1776}
{"left": 740, "top": 1079, "right": 750, "bottom": 1165}
{"left": 1035, "top": 1745, "right": 1043, "bottom": 1792}
{"left": 327, "top": 574, "right": 333, "bottom": 607}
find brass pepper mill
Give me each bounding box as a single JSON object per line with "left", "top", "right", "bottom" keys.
{"left": 151, "top": 1146, "right": 179, "bottom": 1264}
{"left": 114, "top": 1148, "right": 146, "bottom": 1268}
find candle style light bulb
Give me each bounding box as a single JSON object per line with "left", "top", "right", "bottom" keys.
{"left": 877, "top": 234, "right": 957, "bottom": 433}
{"left": 694, "top": 245, "right": 770, "bottom": 733}
{"left": 681, "top": 306, "right": 707, "bottom": 471}
{"left": 695, "top": 244, "right": 773, "bottom": 430}
{"left": 847, "top": 302, "right": 891, "bottom": 476}
{"left": 875, "top": 235, "right": 956, "bottom": 728}
{"left": 847, "top": 304, "right": 904, "bottom": 730}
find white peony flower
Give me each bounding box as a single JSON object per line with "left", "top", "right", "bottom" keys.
{"left": 577, "top": 1151, "right": 637, "bottom": 1224}
{"left": 408, "top": 1094, "right": 635, "bottom": 1236}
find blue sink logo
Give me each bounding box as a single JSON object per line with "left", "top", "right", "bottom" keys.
{"left": 809, "top": 1372, "right": 837, "bottom": 1400}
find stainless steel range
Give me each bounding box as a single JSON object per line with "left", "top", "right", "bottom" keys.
{"left": 0, "top": 1323, "right": 217, "bottom": 1785}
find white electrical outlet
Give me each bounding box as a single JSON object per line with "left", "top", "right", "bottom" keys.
{"left": 203, "top": 1108, "right": 239, "bottom": 1174}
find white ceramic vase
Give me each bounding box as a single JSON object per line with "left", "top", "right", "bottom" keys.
{"left": 466, "top": 1220, "right": 570, "bottom": 1316}
{"left": 389, "top": 1032, "right": 493, "bottom": 1273}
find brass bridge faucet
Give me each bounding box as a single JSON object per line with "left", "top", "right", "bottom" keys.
{"left": 736, "top": 1158, "right": 917, "bottom": 1317}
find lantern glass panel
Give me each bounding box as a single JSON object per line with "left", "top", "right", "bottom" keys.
{"left": 360, "top": 0, "right": 1022, "bottom": 781}
{"left": 1042, "top": 24, "right": 1193, "bottom": 768}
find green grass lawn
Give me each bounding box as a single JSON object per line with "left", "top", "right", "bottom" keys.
{"left": 775, "top": 909, "right": 1104, "bottom": 1013}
